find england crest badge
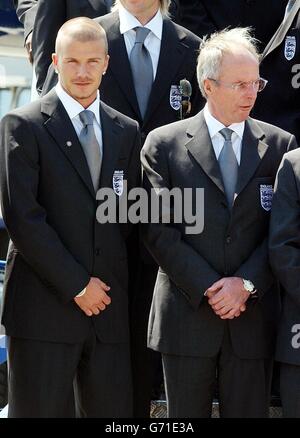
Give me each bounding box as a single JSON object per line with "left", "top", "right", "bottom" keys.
{"left": 113, "top": 170, "right": 124, "bottom": 196}
{"left": 169, "top": 85, "right": 182, "bottom": 111}
{"left": 260, "top": 184, "right": 273, "bottom": 211}
{"left": 284, "top": 36, "right": 296, "bottom": 61}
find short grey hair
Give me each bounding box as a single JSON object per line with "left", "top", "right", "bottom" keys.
{"left": 197, "top": 27, "right": 260, "bottom": 98}
{"left": 112, "top": 0, "right": 171, "bottom": 17}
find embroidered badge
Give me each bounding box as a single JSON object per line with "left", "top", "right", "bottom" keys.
{"left": 169, "top": 85, "right": 182, "bottom": 111}
{"left": 260, "top": 184, "right": 273, "bottom": 211}
{"left": 284, "top": 35, "right": 296, "bottom": 60}
{"left": 112, "top": 170, "right": 124, "bottom": 196}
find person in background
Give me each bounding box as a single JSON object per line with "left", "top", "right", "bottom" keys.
{"left": 178, "top": 0, "right": 287, "bottom": 51}
{"left": 252, "top": 0, "right": 300, "bottom": 144}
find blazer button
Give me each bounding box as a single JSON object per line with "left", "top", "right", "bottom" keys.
{"left": 95, "top": 248, "right": 101, "bottom": 256}
{"left": 226, "top": 236, "right": 231, "bottom": 244}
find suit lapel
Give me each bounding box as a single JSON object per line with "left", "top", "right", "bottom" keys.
{"left": 107, "top": 14, "right": 141, "bottom": 120}
{"left": 262, "top": 1, "right": 300, "bottom": 59}
{"left": 98, "top": 102, "right": 123, "bottom": 190}
{"left": 143, "top": 19, "right": 191, "bottom": 126}
{"left": 185, "top": 111, "right": 225, "bottom": 194}
{"left": 235, "top": 118, "right": 268, "bottom": 196}
{"left": 41, "top": 89, "right": 95, "bottom": 197}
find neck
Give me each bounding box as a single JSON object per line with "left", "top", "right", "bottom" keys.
{"left": 133, "top": 7, "right": 159, "bottom": 26}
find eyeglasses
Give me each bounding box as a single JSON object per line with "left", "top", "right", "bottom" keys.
{"left": 208, "top": 77, "right": 268, "bottom": 93}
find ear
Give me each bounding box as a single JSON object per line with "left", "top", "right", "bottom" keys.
{"left": 52, "top": 53, "right": 59, "bottom": 74}
{"left": 203, "top": 78, "right": 213, "bottom": 96}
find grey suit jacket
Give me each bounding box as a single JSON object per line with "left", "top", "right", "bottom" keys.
{"left": 269, "top": 148, "right": 300, "bottom": 365}
{"left": 141, "top": 111, "right": 297, "bottom": 359}
{"left": 0, "top": 89, "right": 141, "bottom": 344}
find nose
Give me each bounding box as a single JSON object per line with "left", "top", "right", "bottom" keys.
{"left": 245, "top": 83, "right": 258, "bottom": 98}
{"left": 76, "top": 63, "right": 89, "bottom": 78}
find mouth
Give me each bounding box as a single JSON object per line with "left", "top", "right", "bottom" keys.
{"left": 240, "top": 105, "right": 253, "bottom": 111}
{"left": 73, "top": 82, "right": 92, "bottom": 86}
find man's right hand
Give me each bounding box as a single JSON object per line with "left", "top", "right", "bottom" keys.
{"left": 74, "top": 277, "right": 111, "bottom": 317}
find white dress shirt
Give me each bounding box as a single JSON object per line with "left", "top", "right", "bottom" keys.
{"left": 55, "top": 82, "right": 103, "bottom": 156}
{"left": 203, "top": 104, "right": 245, "bottom": 165}
{"left": 119, "top": 4, "right": 163, "bottom": 79}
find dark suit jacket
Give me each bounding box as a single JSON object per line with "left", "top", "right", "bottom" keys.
{"left": 178, "top": 0, "right": 287, "bottom": 50}
{"left": 96, "top": 12, "right": 203, "bottom": 141}
{"left": 13, "top": 0, "right": 38, "bottom": 41}
{"left": 32, "top": 0, "right": 110, "bottom": 94}
{"left": 141, "top": 111, "right": 297, "bottom": 359}
{"left": 269, "top": 149, "right": 300, "bottom": 366}
{"left": 252, "top": 0, "right": 300, "bottom": 143}
{"left": 0, "top": 89, "right": 141, "bottom": 344}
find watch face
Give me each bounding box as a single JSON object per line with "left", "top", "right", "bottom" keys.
{"left": 243, "top": 279, "right": 254, "bottom": 293}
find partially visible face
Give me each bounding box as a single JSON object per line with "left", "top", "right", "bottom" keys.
{"left": 52, "top": 36, "right": 109, "bottom": 108}
{"left": 204, "top": 48, "right": 259, "bottom": 126}
{"left": 120, "top": 0, "right": 160, "bottom": 16}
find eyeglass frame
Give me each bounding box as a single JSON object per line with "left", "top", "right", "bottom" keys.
{"left": 208, "top": 77, "right": 268, "bottom": 93}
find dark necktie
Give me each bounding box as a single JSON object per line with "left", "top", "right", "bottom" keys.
{"left": 79, "top": 110, "right": 102, "bottom": 192}
{"left": 218, "top": 128, "right": 238, "bottom": 208}
{"left": 130, "top": 26, "right": 153, "bottom": 119}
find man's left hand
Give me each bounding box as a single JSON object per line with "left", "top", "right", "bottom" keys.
{"left": 205, "top": 277, "right": 249, "bottom": 319}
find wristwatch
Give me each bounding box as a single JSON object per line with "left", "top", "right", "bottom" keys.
{"left": 242, "top": 279, "right": 256, "bottom": 295}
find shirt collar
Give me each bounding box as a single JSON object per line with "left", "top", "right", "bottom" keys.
{"left": 55, "top": 82, "right": 101, "bottom": 124}
{"left": 119, "top": 4, "right": 163, "bottom": 40}
{"left": 204, "top": 104, "right": 245, "bottom": 140}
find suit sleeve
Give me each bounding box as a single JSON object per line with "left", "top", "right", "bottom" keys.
{"left": 235, "top": 134, "right": 298, "bottom": 299}
{"left": 32, "top": 0, "right": 66, "bottom": 94}
{"left": 0, "top": 113, "right": 90, "bottom": 303}
{"left": 141, "top": 130, "right": 220, "bottom": 310}
{"left": 179, "top": 0, "right": 217, "bottom": 38}
{"left": 269, "top": 154, "right": 300, "bottom": 310}
{"left": 14, "top": 0, "right": 38, "bottom": 41}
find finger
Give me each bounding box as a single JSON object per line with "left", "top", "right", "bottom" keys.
{"left": 208, "top": 293, "right": 225, "bottom": 306}
{"left": 99, "top": 280, "right": 111, "bottom": 291}
{"left": 92, "top": 307, "right": 100, "bottom": 315}
{"left": 98, "top": 302, "right": 106, "bottom": 311}
{"left": 221, "top": 308, "right": 238, "bottom": 319}
{"left": 215, "top": 305, "right": 233, "bottom": 316}
{"left": 103, "top": 294, "right": 111, "bottom": 305}
{"left": 240, "top": 304, "right": 246, "bottom": 312}
{"left": 211, "top": 301, "right": 227, "bottom": 311}
{"left": 84, "top": 308, "right": 93, "bottom": 317}
{"left": 206, "top": 283, "right": 222, "bottom": 294}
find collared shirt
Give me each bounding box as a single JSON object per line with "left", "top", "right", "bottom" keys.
{"left": 119, "top": 4, "right": 163, "bottom": 79}
{"left": 55, "top": 82, "right": 103, "bottom": 155}
{"left": 204, "top": 104, "right": 245, "bottom": 165}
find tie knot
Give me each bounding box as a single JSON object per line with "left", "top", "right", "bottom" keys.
{"left": 79, "top": 110, "right": 94, "bottom": 127}
{"left": 219, "top": 128, "right": 233, "bottom": 142}
{"left": 134, "top": 26, "right": 151, "bottom": 44}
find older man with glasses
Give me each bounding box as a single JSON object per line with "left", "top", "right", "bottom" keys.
{"left": 141, "top": 27, "right": 297, "bottom": 418}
